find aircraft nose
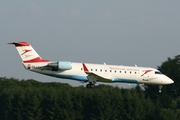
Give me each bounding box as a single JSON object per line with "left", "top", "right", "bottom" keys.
{"left": 169, "top": 79, "right": 174, "bottom": 84}
{"left": 165, "top": 76, "right": 174, "bottom": 84}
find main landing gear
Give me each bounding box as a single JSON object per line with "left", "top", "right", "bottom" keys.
{"left": 86, "top": 82, "right": 95, "bottom": 88}
{"left": 158, "top": 85, "right": 163, "bottom": 93}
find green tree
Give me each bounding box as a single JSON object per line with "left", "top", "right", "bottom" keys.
{"left": 145, "top": 55, "right": 180, "bottom": 100}
{"left": 2, "top": 55, "right": 180, "bottom": 120}
{"left": 158, "top": 55, "right": 180, "bottom": 97}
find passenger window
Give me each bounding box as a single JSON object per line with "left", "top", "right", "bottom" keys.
{"left": 105, "top": 70, "right": 107, "bottom": 72}
{"left": 115, "top": 70, "right": 116, "bottom": 73}
{"left": 120, "top": 71, "right": 121, "bottom": 73}
{"left": 110, "top": 70, "right": 112, "bottom": 72}
{"left": 125, "top": 71, "right": 126, "bottom": 73}
{"left": 91, "top": 69, "right": 93, "bottom": 71}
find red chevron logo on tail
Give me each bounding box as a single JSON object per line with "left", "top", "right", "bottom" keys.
{"left": 21, "top": 49, "right": 32, "bottom": 55}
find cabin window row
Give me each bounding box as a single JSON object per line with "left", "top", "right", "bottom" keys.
{"left": 81, "top": 68, "right": 137, "bottom": 74}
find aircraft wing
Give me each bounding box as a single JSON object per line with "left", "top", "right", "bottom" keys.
{"left": 82, "top": 63, "right": 112, "bottom": 83}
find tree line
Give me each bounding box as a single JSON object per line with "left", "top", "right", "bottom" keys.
{"left": 0, "top": 55, "right": 180, "bottom": 120}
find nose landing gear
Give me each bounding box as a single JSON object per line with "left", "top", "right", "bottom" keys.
{"left": 158, "top": 85, "right": 163, "bottom": 93}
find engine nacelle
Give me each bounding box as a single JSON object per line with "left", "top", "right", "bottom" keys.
{"left": 48, "top": 61, "right": 72, "bottom": 71}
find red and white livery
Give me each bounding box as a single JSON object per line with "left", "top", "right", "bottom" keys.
{"left": 9, "top": 41, "right": 174, "bottom": 92}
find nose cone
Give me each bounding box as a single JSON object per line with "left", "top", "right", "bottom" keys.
{"left": 169, "top": 79, "right": 174, "bottom": 84}
{"left": 165, "top": 76, "right": 174, "bottom": 84}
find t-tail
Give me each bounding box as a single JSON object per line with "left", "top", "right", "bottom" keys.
{"left": 8, "top": 41, "right": 50, "bottom": 65}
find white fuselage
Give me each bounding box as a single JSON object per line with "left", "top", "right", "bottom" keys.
{"left": 23, "top": 62, "right": 174, "bottom": 85}
{"left": 9, "top": 41, "right": 174, "bottom": 90}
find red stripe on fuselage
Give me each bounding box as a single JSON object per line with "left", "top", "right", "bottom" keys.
{"left": 141, "top": 70, "right": 153, "bottom": 76}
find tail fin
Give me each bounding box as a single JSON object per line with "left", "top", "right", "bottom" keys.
{"left": 8, "top": 41, "right": 49, "bottom": 63}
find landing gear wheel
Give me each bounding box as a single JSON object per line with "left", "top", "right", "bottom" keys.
{"left": 86, "top": 84, "right": 91, "bottom": 88}
{"left": 86, "top": 82, "right": 95, "bottom": 88}
{"left": 158, "top": 85, "right": 163, "bottom": 93}
{"left": 90, "top": 84, "right": 95, "bottom": 88}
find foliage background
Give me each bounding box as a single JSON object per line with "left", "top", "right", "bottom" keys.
{"left": 0, "top": 55, "right": 180, "bottom": 120}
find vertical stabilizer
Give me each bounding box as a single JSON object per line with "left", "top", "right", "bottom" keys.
{"left": 8, "top": 42, "right": 49, "bottom": 63}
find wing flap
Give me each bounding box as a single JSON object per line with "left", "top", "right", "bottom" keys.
{"left": 87, "top": 72, "right": 112, "bottom": 82}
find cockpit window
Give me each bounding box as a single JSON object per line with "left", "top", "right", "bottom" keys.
{"left": 155, "top": 71, "right": 163, "bottom": 74}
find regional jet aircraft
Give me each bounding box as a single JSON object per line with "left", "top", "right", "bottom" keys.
{"left": 9, "top": 42, "right": 174, "bottom": 92}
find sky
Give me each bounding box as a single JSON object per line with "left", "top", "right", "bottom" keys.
{"left": 1, "top": 1, "right": 180, "bottom": 87}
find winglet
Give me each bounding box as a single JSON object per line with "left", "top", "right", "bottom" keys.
{"left": 82, "top": 63, "right": 89, "bottom": 72}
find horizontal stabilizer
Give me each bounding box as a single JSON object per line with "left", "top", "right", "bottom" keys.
{"left": 8, "top": 42, "right": 30, "bottom": 47}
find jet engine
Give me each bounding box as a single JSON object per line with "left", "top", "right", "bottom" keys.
{"left": 47, "top": 61, "right": 72, "bottom": 71}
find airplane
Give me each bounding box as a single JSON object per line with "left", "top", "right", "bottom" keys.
{"left": 9, "top": 41, "right": 174, "bottom": 92}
